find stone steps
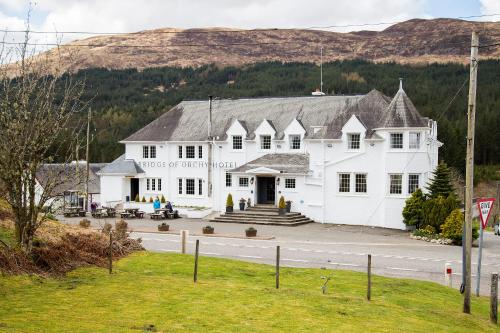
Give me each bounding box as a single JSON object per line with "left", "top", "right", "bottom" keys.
{"left": 209, "top": 205, "right": 314, "bottom": 226}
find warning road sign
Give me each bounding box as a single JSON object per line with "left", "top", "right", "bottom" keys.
{"left": 477, "top": 198, "right": 496, "bottom": 229}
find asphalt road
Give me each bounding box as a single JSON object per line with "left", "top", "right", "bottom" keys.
{"left": 129, "top": 224, "right": 500, "bottom": 297}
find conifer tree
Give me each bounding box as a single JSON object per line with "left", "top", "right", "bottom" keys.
{"left": 426, "top": 162, "right": 455, "bottom": 199}
{"left": 402, "top": 188, "right": 425, "bottom": 227}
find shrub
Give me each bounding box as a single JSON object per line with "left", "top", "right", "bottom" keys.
{"left": 421, "top": 193, "right": 458, "bottom": 230}
{"left": 149, "top": 197, "right": 154, "bottom": 203}
{"left": 413, "top": 225, "right": 438, "bottom": 239}
{"left": 426, "top": 162, "right": 456, "bottom": 199}
{"left": 278, "top": 196, "right": 286, "bottom": 209}
{"left": 402, "top": 188, "right": 425, "bottom": 226}
{"left": 79, "top": 219, "right": 91, "bottom": 228}
{"left": 102, "top": 222, "right": 112, "bottom": 235}
{"left": 141, "top": 196, "right": 146, "bottom": 203}
{"left": 160, "top": 195, "right": 166, "bottom": 203}
{"left": 440, "top": 209, "right": 463, "bottom": 243}
{"left": 115, "top": 219, "right": 128, "bottom": 240}
{"left": 226, "top": 194, "right": 234, "bottom": 207}
{"left": 134, "top": 193, "right": 140, "bottom": 202}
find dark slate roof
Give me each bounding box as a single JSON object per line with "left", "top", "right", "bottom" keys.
{"left": 381, "top": 88, "right": 428, "bottom": 128}
{"left": 123, "top": 89, "right": 428, "bottom": 142}
{"left": 36, "top": 162, "right": 107, "bottom": 195}
{"left": 229, "top": 154, "right": 310, "bottom": 174}
{"left": 97, "top": 154, "right": 145, "bottom": 175}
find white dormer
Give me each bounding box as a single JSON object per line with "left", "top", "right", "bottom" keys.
{"left": 341, "top": 115, "right": 367, "bottom": 152}
{"left": 226, "top": 119, "right": 247, "bottom": 152}
{"left": 255, "top": 119, "right": 277, "bottom": 152}
{"left": 284, "top": 118, "right": 306, "bottom": 152}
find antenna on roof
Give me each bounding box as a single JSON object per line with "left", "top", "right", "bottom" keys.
{"left": 312, "top": 46, "right": 326, "bottom": 96}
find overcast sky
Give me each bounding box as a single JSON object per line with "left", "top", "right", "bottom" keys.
{"left": 0, "top": 0, "right": 498, "bottom": 58}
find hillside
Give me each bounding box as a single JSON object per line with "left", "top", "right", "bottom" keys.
{"left": 39, "top": 18, "right": 500, "bottom": 72}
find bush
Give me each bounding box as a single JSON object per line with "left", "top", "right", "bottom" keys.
{"left": 278, "top": 196, "right": 286, "bottom": 209}
{"left": 102, "top": 222, "right": 112, "bottom": 235}
{"left": 115, "top": 220, "right": 128, "bottom": 240}
{"left": 149, "top": 197, "right": 154, "bottom": 203}
{"left": 421, "top": 193, "right": 458, "bottom": 230}
{"left": 402, "top": 189, "right": 425, "bottom": 226}
{"left": 226, "top": 194, "right": 234, "bottom": 207}
{"left": 160, "top": 195, "right": 166, "bottom": 203}
{"left": 79, "top": 219, "right": 91, "bottom": 228}
{"left": 134, "top": 194, "right": 140, "bottom": 202}
{"left": 440, "top": 209, "right": 463, "bottom": 243}
{"left": 141, "top": 196, "right": 146, "bottom": 203}
{"left": 426, "top": 162, "right": 455, "bottom": 199}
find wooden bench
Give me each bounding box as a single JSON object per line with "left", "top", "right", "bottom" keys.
{"left": 135, "top": 211, "right": 145, "bottom": 219}
{"left": 150, "top": 213, "right": 164, "bottom": 220}
{"left": 120, "top": 212, "right": 131, "bottom": 219}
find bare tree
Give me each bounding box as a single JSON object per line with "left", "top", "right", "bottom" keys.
{"left": 0, "top": 19, "right": 86, "bottom": 252}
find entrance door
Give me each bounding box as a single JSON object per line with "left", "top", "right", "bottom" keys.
{"left": 130, "top": 178, "right": 139, "bottom": 202}
{"left": 257, "top": 177, "right": 275, "bottom": 204}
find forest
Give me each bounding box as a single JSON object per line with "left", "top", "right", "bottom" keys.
{"left": 65, "top": 60, "right": 500, "bottom": 171}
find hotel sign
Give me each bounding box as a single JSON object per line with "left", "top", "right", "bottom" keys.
{"left": 138, "top": 161, "right": 239, "bottom": 169}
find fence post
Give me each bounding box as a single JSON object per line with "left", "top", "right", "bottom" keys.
{"left": 367, "top": 254, "right": 372, "bottom": 301}
{"left": 445, "top": 262, "right": 452, "bottom": 288}
{"left": 491, "top": 273, "right": 498, "bottom": 324}
{"left": 181, "top": 230, "right": 189, "bottom": 254}
{"left": 108, "top": 232, "right": 113, "bottom": 274}
{"left": 194, "top": 239, "right": 199, "bottom": 283}
{"left": 276, "top": 246, "right": 280, "bottom": 289}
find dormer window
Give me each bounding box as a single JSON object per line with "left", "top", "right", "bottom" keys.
{"left": 289, "top": 135, "right": 301, "bottom": 150}
{"left": 232, "top": 135, "right": 242, "bottom": 150}
{"left": 142, "top": 145, "right": 156, "bottom": 159}
{"left": 409, "top": 132, "right": 421, "bottom": 149}
{"left": 348, "top": 133, "right": 360, "bottom": 150}
{"left": 390, "top": 133, "right": 403, "bottom": 149}
{"left": 260, "top": 135, "right": 271, "bottom": 150}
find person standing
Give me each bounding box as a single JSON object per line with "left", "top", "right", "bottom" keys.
{"left": 153, "top": 196, "right": 161, "bottom": 212}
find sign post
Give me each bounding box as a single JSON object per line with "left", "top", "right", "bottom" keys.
{"left": 476, "top": 198, "right": 496, "bottom": 296}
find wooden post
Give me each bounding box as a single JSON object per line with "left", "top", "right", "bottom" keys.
{"left": 194, "top": 239, "right": 199, "bottom": 283}
{"left": 491, "top": 273, "right": 498, "bottom": 324}
{"left": 464, "top": 31, "right": 479, "bottom": 314}
{"left": 108, "top": 232, "right": 113, "bottom": 274}
{"left": 181, "top": 230, "right": 188, "bottom": 254}
{"left": 367, "top": 254, "right": 372, "bottom": 301}
{"left": 276, "top": 246, "right": 280, "bottom": 289}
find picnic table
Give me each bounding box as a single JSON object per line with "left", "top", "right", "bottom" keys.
{"left": 121, "top": 208, "right": 145, "bottom": 219}
{"left": 64, "top": 206, "right": 86, "bottom": 217}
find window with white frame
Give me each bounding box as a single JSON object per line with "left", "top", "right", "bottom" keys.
{"left": 355, "top": 174, "right": 367, "bottom": 193}
{"left": 157, "top": 179, "right": 162, "bottom": 191}
{"left": 198, "top": 179, "right": 203, "bottom": 195}
{"left": 142, "top": 146, "right": 149, "bottom": 159}
{"left": 178, "top": 146, "right": 183, "bottom": 159}
{"left": 339, "top": 173, "right": 350, "bottom": 193}
{"left": 146, "top": 178, "right": 162, "bottom": 192}
{"left": 390, "top": 133, "right": 404, "bottom": 149}
{"left": 149, "top": 146, "right": 156, "bottom": 159}
{"left": 146, "top": 178, "right": 150, "bottom": 191}
{"left": 186, "top": 178, "right": 195, "bottom": 195}
{"left": 198, "top": 145, "right": 203, "bottom": 159}
{"left": 178, "top": 178, "right": 182, "bottom": 194}
{"left": 408, "top": 174, "right": 420, "bottom": 194}
{"left": 232, "top": 135, "right": 243, "bottom": 150}
{"left": 409, "top": 132, "right": 421, "bottom": 149}
{"left": 285, "top": 178, "right": 296, "bottom": 189}
{"left": 290, "top": 135, "right": 301, "bottom": 149}
{"left": 260, "top": 135, "right": 271, "bottom": 150}
{"left": 186, "top": 145, "right": 195, "bottom": 159}
{"left": 239, "top": 177, "right": 249, "bottom": 187}
{"left": 225, "top": 173, "right": 232, "bottom": 187}
{"left": 151, "top": 178, "right": 156, "bottom": 191}
{"left": 389, "top": 174, "right": 403, "bottom": 194}
{"left": 348, "top": 133, "right": 361, "bottom": 150}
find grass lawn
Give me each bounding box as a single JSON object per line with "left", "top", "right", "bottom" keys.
{"left": 0, "top": 252, "right": 498, "bottom": 333}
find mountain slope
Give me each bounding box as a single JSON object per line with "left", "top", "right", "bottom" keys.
{"left": 40, "top": 18, "right": 500, "bottom": 72}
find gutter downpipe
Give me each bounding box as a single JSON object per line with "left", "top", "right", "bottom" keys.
{"left": 208, "top": 96, "right": 213, "bottom": 204}
{"left": 322, "top": 139, "right": 326, "bottom": 223}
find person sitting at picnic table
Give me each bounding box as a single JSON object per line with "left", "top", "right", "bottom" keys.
{"left": 164, "top": 201, "right": 179, "bottom": 218}
{"left": 153, "top": 197, "right": 161, "bottom": 211}
{"left": 90, "top": 202, "right": 97, "bottom": 213}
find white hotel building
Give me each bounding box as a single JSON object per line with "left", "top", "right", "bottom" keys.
{"left": 98, "top": 83, "right": 440, "bottom": 229}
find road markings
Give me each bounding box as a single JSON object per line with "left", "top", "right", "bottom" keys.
{"left": 200, "top": 252, "right": 222, "bottom": 256}
{"left": 237, "top": 255, "right": 263, "bottom": 259}
{"left": 386, "top": 267, "right": 419, "bottom": 272}
{"left": 159, "top": 249, "right": 177, "bottom": 252}
{"left": 282, "top": 258, "right": 309, "bottom": 262}
{"left": 329, "top": 262, "right": 361, "bottom": 267}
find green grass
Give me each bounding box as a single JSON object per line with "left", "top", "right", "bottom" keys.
{"left": 0, "top": 252, "right": 498, "bottom": 333}
{"left": 0, "top": 226, "right": 14, "bottom": 247}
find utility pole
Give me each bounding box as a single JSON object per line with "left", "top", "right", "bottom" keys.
{"left": 85, "top": 108, "right": 91, "bottom": 211}
{"left": 464, "top": 31, "right": 479, "bottom": 314}
{"left": 207, "top": 96, "right": 213, "bottom": 198}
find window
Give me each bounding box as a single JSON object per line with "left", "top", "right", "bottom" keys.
{"left": 178, "top": 178, "right": 183, "bottom": 194}
{"left": 239, "top": 177, "right": 249, "bottom": 187}
{"left": 157, "top": 179, "right": 162, "bottom": 191}
{"left": 339, "top": 173, "right": 350, "bottom": 193}
{"left": 151, "top": 178, "right": 156, "bottom": 191}
{"left": 408, "top": 174, "right": 420, "bottom": 194}
{"left": 178, "top": 146, "right": 183, "bottom": 159}
{"left": 389, "top": 174, "right": 403, "bottom": 194}
{"left": 348, "top": 133, "right": 361, "bottom": 150}
{"left": 261, "top": 135, "right": 271, "bottom": 150}
{"left": 186, "top": 178, "right": 195, "bottom": 195}
{"left": 146, "top": 178, "right": 162, "bottom": 191}
{"left": 225, "top": 173, "right": 232, "bottom": 187}
{"left": 198, "top": 179, "right": 203, "bottom": 195}
{"left": 198, "top": 145, "right": 203, "bottom": 159}
{"left": 185, "top": 146, "right": 195, "bottom": 159}
{"left": 409, "top": 132, "right": 421, "bottom": 149}
{"left": 232, "top": 135, "right": 242, "bottom": 150}
{"left": 285, "top": 178, "right": 296, "bottom": 189}
{"left": 142, "top": 146, "right": 149, "bottom": 159}
{"left": 149, "top": 146, "right": 156, "bottom": 159}
{"left": 290, "top": 135, "right": 301, "bottom": 150}
{"left": 390, "top": 133, "right": 404, "bottom": 149}
{"left": 355, "top": 174, "right": 367, "bottom": 193}
{"left": 146, "top": 178, "right": 150, "bottom": 191}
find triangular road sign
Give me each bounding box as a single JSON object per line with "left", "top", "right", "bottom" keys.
{"left": 476, "top": 198, "right": 496, "bottom": 229}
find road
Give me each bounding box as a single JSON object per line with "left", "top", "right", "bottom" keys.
{"left": 129, "top": 223, "right": 500, "bottom": 297}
